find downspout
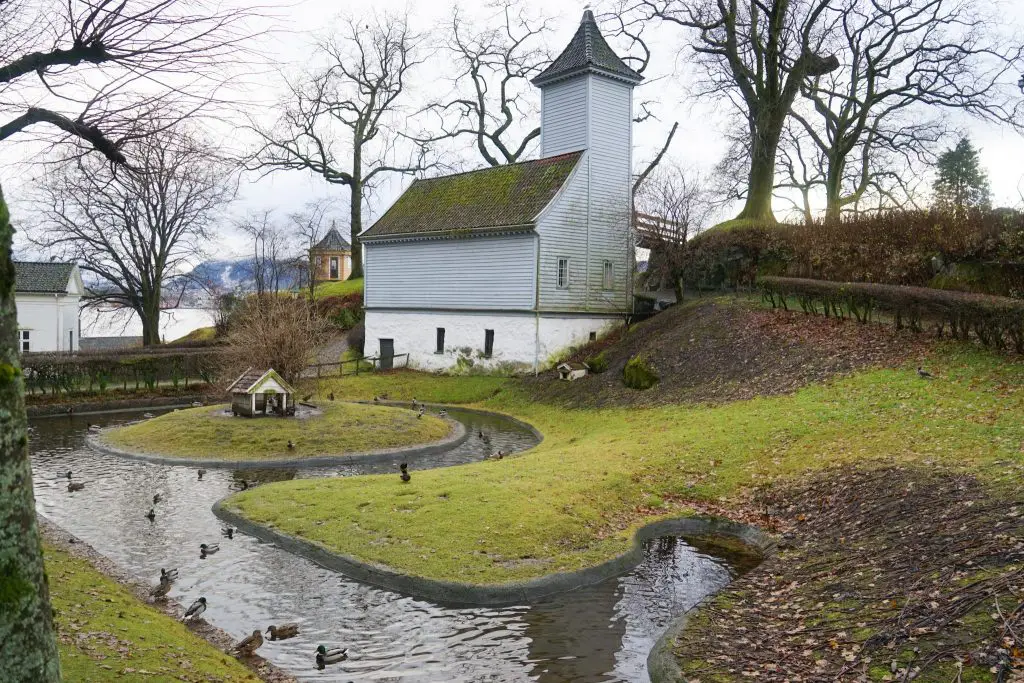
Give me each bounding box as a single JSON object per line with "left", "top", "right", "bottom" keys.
{"left": 534, "top": 233, "right": 541, "bottom": 375}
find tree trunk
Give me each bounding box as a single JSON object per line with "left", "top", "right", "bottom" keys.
{"left": 349, "top": 181, "right": 363, "bottom": 280}
{"left": 0, "top": 184, "right": 62, "bottom": 683}
{"left": 736, "top": 119, "right": 781, "bottom": 223}
{"left": 823, "top": 156, "right": 844, "bottom": 221}
{"left": 141, "top": 298, "right": 162, "bottom": 346}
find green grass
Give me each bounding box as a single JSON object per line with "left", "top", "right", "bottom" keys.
{"left": 101, "top": 401, "right": 450, "bottom": 461}
{"left": 314, "top": 278, "right": 363, "bottom": 298}
{"left": 224, "top": 345, "right": 1023, "bottom": 584}
{"left": 170, "top": 326, "right": 216, "bottom": 344}
{"left": 46, "top": 543, "right": 258, "bottom": 682}
{"left": 313, "top": 370, "right": 507, "bottom": 404}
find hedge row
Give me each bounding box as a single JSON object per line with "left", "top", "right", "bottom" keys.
{"left": 759, "top": 276, "right": 1024, "bottom": 353}
{"left": 20, "top": 350, "right": 220, "bottom": 395}
{"left": 685, "top": 209, "right": 1024, "bottom": 297}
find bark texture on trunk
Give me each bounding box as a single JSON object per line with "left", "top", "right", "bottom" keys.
{"left": 349, "top": 181, "right": 363, "bottom": 280}
{"left": 0, "top": 184, "right": 62, "bottom": 682}
{"left": 737, "top": 117, "right": 783, "bottom": 223}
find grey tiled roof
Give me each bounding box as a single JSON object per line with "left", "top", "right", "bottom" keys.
{"left": 311, "top": 227, "right": 351, "bottom": 252}
{"left": 14, "top": 261, "right": 75, "bottom": 293}
{"left": 532, "top": 10, "right": 643, "bottom": 87}
{"left": 361, "top": 152, "right": 583, "bottom": 239}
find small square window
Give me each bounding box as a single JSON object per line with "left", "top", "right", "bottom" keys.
{"left": 557, "top": 258, "right": 569, "bottom": 289}
{"left": 602, "top": 260, "right": 614, "bottom": 289}
{"left": 436, "top": 327, "right": 445, "bottom": 354}
{"left": 484, "top": 329, "right": 494, "bottom": 358}
{"left": 589, "top": 331, "right": 597, "bottom": 342}
{"left": 20, "top": 330, "right": 30, "bottom": 353}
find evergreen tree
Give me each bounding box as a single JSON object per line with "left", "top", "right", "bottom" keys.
{"left": 933, "top": 137, "right": 991, "bottom": 216}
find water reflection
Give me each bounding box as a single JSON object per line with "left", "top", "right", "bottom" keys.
{"left": 31, "top": 407, "right": 751, "bottom": 682}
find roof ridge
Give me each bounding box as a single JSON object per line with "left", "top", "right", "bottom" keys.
{"left": 13, "top": 260, "right": 75, "bottom": 266}
{"left": 411, "top": 151, "right": 584, "bottom": 184}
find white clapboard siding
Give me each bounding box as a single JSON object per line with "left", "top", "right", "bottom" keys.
{"left": 541, "top": 78, "right": 588, "bottom": 157}
{"left": 364, "top": 233, "right": 537, "bottom": 310}
{"left": 537, "top": 74, "right": 632, "bottom": 313}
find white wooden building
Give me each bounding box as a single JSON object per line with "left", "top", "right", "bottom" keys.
{"left": 362, "top": 10, "right": 641, "bottom": 372}
{"left": 14, "top": 261, "right": 84, "bottom": 353}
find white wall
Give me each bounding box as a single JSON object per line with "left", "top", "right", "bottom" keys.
{"left": 16, "top": 294, "right": 81, "bottom": 352}
{"left": 365, "top": 310, "right": 623, "bottom": 372}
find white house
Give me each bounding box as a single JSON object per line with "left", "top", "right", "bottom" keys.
{"left": 14, "top": 261, "right": 84, "bottom": 353}
{"left": 362, "top": 10, "right": 640, "bottom": 372}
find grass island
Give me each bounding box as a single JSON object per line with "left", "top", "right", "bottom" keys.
{"left": 99, "top": 401, "right": 451, "bottom": 462}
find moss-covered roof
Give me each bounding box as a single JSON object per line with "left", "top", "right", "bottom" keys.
{"left": 361, "top": 152, "right": 583, "bottom": 239}
{"left": 311, "top": 227, "right": 350, "bottom": 252}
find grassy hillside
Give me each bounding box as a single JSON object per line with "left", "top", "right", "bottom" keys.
{"left": 314, "top": 278, "right": 363, "bottom": 298}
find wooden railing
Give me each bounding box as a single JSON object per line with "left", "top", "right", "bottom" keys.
{"left": 306, "top": 353, "right": 409, "bottom": 378}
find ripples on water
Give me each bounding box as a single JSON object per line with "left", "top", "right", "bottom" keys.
{"left": 31, "top": 407, "right": 746, "bottom": 682}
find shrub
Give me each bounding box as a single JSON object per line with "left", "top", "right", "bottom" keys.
{"left": 586, "top": 351, "right": 609, "bottom": 374}
{"left": 760, "top": 276, "right": 1024, "bottom": 353}
{"left": 20, "top": 350, "right": 218, "bottom": 396}
{"left": 316, "top": 293, "right": 364, "bottom": 330}
{"left": 346, "top": 322, "right": 365, "bottom": 355}
{"left": 623, "top": 354, "right": 659, "bottom": 390}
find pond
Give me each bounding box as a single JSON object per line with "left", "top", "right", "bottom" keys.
{"left": 31, "top": 407, "right": 755, "bottom": 682}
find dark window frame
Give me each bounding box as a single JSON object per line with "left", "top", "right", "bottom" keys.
{"left": 484, "top": 329, "right": 494, "bottom": 358}
{"left": 602, "top": 260, "right": 614, "bottom": 290}
{"left": 556, "top": 257, "right": 569, "bottom": 289}
{"left": 435, "top": 327, "right": 445, "bottom": 354}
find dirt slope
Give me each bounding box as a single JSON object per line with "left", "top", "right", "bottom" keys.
{"left": 524, "top": 298, "right": 926, "bottom": 407}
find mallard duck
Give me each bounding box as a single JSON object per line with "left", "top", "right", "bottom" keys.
{"left": 63, "top": 470, "right": 72, "bottom": 480}
{"left": 199, "top": 543, "right": 219, "bottom": 556}
{"left": 438, "top": 409, "right": 447, "bottom": 417}
{"left": 145, "top": 508, "right": 156, "bottom": 521}
{"left": 143, "top": 412, "right": 155, "bottom": 419}
{"left": 232, "top": 629, "right": 263, "bottom": 656}
{"left": 399, "top": 463, "right": 410, "bottom": 483}
{"left": 494, "top": 450, "right": 505, "bottom": 460}
{"left": 373, "top": 396, "right": 380, "bottom": 403}
{"left": 315, "top": 645, "right": 348, "bottom": 668}
{"left": 68, "top": 482, "right": 85, "bottom": 492}
{"left": 197, "top": 469, "right": 206, "bottom": 481}
{"left": 87, "top": 424, "right": 101, "bottom": 433}
{"left": 160, "top": 568, "right": 179, "bottom": 582}
{"left": 152, "top": 493, "right": 162, "bottom": 505}
{"left": 286, "top": 440, "right": 295, "bottom": 450}
{"left": 150, "top": 576, "right": 172, "bottom": 599}
{"left": 221, "top": 526, "right": 235, "bottom": 539}
{"left": 181, "top": 596, "right": 206, "bottom": 621}
{"left": 191, "top": 401, "right": 203, "bottom": 408}
{"left": 266, "top": 623, "right": 300, "bottom": 640}
{"left": 238, "top": 480, "right": 249, "bottom": 491}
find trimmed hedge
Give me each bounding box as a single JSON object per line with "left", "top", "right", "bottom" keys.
{"left": 760, "top": 276, "right": 1024, "bottom": 353}
{"left": 623, "top": 354, "right": 659, "bottom": 390}
{"left": 20, "top": 350, "right": 220, "bottom": 396}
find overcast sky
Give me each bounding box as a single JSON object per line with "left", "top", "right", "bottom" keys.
{"left": 8, "top": 0, "right": 1024, "bottom": 262}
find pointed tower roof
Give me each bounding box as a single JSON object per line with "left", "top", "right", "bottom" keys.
{"left": 532, "top": 9, "right": 643, "bottom": 87}
{"left": 311, "top": 226, "right": 351, "bottom": 252}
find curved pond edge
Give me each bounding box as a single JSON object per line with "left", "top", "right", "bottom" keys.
{"left": 211, "top": 500, "right": 773, "bottom": 608}
{"left": 87, "top": 409, "right": 469, "bottom": 470}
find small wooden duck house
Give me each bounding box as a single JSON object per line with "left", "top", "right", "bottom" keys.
{"left": 227, "top": 368, "right": 296, "bottom": 417}
{"left": 557, "top": 361, "right": 589, "bottom": 381}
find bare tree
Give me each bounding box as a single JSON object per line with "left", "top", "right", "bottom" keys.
{"left": 236, "top": 210, "right": 296, "bottom": 297}
{"left": 250, "top": 13, "right": 429, "bottom": 278}
{"left": 0, "top": 2, "right": 254, "bottom": 679}
{"left": 635, "top": 163, "right": 714, "bottom": 302}
{"left": 624, "top": 0, "right": 840, "bottom": 223}
{"left": 221, "top": 294, "right": 330, "bottom": 385}
{"left": 33, "top": 127, "right": 235, "bottom": 346}
{"left": 289, "top": 198, "right": 342, "bottom": 301}
{"left": 421, "top": 1, "right": 553, "bottom": 166}
{"left": 791, "top": 0, "right": 1022, "bottom": 219}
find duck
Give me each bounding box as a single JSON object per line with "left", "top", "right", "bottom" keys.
{"left": 160, "top": 568, "right": 179, "bottom": 582}
{"left": 221, "top": 526, "right": 235, "bottom": 539}
{"left": 232, "top": 629, "right": 263, "bottom": 656}
{"left": 145, "top": 507, "right": 156, "bottom": 521}
{"left": 68, "top": 482, "right": 85, "bottom": 492}
{"left": 238, "top": 480, "right": 249, "bottom": 491}
{"left": 399, "top": 463, "right": 410, "bottom": 483}
{"left": 152, "top": 493, "right": 162, "bottom": 505}
{"left": 150, "top": 576, "right": 173, "bottom": 599}
{"left": 63, "top": 470, "right": 72, "bottom": 480}
{"left": 286, "top": 440, "right": 295, "bottom": 450}
{"left": 315, "top": 645, "right": 348, "bottom": 668}
{"left": 494, "top": 450, "right": 505, "bottom": 460}
{"left": 199, "top": 543, "right": 219, "bottom": 556}
{"left": 265, "top": 623, "right": 300, "bottom": 640}
{"left": 191, "top": 401, "right": 203, "bottom": 408}
{"left": 65, "top": 406, "right": 74, "bottom": 414}
{"left": 438, "top": 409, "right": 447, "bottom": 417}
{"left": 142, "top": 412, "right": 155, "bottom": 419}
{"left": 328, "top": 391, "right": 335, "bottom": 401}
{"left": 87, "top": 424, "right": 101, "bottom": 433}
{"left": 181, "top": 596, "right": 207, "bottom": 622}
{"left": 197, "top": 468, "right": 206, "bottom": 481}
{"left": 373, "top": 396, "right": 380, "bottom": 403}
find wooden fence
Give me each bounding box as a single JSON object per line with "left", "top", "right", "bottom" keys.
{"left": 306, "top": 353, "right": 409, "bottom": 379}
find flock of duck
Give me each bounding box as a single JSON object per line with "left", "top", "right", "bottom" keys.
{"left": 64, "top": 399, "right": 511, "bottom": 671}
